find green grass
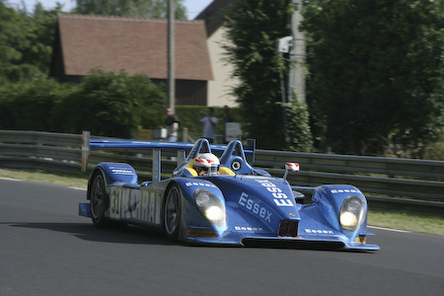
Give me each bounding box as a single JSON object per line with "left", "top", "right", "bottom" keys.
{"left": 0, "top": 169, "right": 89, "bottom": 189}
{"left": 0, "top": 169, "right": 442, "bottom": 236}
{"left": 368, "top": 210, "right": 444, "bottom": 236}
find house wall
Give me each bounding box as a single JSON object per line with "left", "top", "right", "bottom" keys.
{"left": 151, "top": 79, "right": 207, "bottom": 106}
{"left": 206, "top": 27, "right": 239, "bottom": 108}
{"left": 176, "top": 80, "right": 208, "bottom": 106}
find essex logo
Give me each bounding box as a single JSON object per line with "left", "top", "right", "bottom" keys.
{"left": 255, "top": 179, "right": 294, "bottom": 207}
{"left": 185, "top": 182, "right": 216, "bottom": 188}
{"left": 238, "top": 192, "right": 272, "bottom": 223}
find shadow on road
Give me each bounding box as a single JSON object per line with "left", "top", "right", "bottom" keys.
{"left": 2, "top": 221, "right": 178, "bottom": 246}
{"left": 2, "top": 222, "right": 377, "bottom": 252}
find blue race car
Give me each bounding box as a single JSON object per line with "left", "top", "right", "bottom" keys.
{"left": 79, "top": 136, "right": 379, "bottom": 251}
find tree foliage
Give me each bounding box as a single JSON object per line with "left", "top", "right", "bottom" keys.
{"left": 223, "top": 0, "right": 313, "bottom": 151}
{"left": 285, "top": 98, "right": 314, "bottom": 152}
{"left": 0, "top": 71, "right": 167, "bottom": 138}
{"left": 74, "top": 0, "right": 187, "bottom": 19}
{"left": 0, "top": 79, "right": 72, "bottom": 130}
{"left": 54, "top": 70, "right": 166, "bottom": 138}
{"left": 302, "top": 0, "right": 444, "bottom": 156}
{"left": 0, "top": 1, "right": 60, "bottom": 84}
{"left": 1, "top": 0, "right": 187, "bottom": 85}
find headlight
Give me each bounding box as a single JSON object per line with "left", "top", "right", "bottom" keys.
{"left": 193, "top": 189, "right": 226, "bottom": 227}
{"left": 339, "top": 195, "right": 366, "bottom": 231}
{"left": 205, "top": 206, "right": 224, "bottom": 221}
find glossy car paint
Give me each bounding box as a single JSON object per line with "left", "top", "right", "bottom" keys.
{"left": 79, "top": 138, "right": 379, "bottom": 251}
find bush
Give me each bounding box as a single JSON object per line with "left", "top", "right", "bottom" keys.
{"left": 285, "top": 99, "right": 314, "bottom": 152}
{"left": 0, "top": 79, "right": 74, "bottom": 131}
{"left": 53, "top": 70, "right": 166, "bottom": 138}
{"left": 0, "top": 70, "right": 166, "bottom": 139}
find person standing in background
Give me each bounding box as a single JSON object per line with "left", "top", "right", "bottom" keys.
{"left": 199, "top": 107, "right": 218, "bottom": 144}
{"left": 165, "top": 108, "right": 179, "bottom": 142}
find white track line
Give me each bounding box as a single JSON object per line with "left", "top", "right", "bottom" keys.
{"left": 68, "top": 186, "right": 87, "bottom": 191}
{"left": 368, "top": 226, "right": 412, "bottom": 233}
{"left": 0, "top": 177, "right": 23, "bottom": 182}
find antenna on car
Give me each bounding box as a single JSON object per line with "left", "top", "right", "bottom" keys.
{"left": 283, "top": 162, "right": 299, "bottom": 181}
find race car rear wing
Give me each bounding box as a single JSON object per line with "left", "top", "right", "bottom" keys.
{"left": 81, "top": 131, "right": 256, "bottom": 181}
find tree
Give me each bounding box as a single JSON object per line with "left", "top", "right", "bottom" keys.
{"left": 75, "top": 0, "right": 187, "bottom": 19}
{"left": 25, "top": 3, "right": 61, "bottom": 75}
{"left": 223, "top": 0, "right": 313, "bottom": 151}
{"left": 0, "top": 2, "right": 37, "bottom": 83}
{"left": 302, "top": 0, "right": 444, "bottom": 156}
{"left": 0, "top": 1, "right": 61, "bottom": 84}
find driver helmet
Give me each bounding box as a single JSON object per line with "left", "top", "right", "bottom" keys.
{"left": 194, "top": 153, "right": 220, "bottom": 176}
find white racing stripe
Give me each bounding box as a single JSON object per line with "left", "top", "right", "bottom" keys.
{"left": 368, "top": 225, "right": 412, "bottom": 233}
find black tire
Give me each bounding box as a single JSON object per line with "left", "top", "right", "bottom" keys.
{"left": 90, "top": 172, "right": 109, "bottom": 227}
{"left": 163, "top": 184, "right": 181, "bottom": 240}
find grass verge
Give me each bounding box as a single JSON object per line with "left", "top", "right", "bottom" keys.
{"left": 368, "top": 210, "right": 443, "bottom": 236}
{"left": 0, "top": 169, "right": 89, "bottom": 189}
{"left": 0, "top": 169, "right": 442, "bottom": 236}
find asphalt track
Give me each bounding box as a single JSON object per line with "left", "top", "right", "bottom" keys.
{"left": 0, "top": 179, "right": 443, "bottom": 296}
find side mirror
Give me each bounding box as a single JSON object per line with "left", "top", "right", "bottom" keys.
{"left": 283, "top": 162, "right": 299, "bottom": 181}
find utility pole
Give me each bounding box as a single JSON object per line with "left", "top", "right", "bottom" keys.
{"left": 167, "top": 0, "right": 175, "bottom": 111}
{"left": 290, "top": 0, "right": 306, "bottom": 104}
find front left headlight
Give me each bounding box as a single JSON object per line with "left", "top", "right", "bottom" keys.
{"left": 193, "top": 189, "right": 226, "bottom": 227}
{"left": 339, "top": 195, "right": 366, "bottom": 231}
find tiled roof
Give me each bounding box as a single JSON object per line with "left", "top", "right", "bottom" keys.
{"left": 58, "top": 14, "right": 213, "bottom": 80}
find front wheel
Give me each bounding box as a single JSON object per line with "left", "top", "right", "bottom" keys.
{"left": 90, "top": 172, "right": 109, "bottom": 227}
{"left": 163, "top": 185, "right": 182, "bottom": 240}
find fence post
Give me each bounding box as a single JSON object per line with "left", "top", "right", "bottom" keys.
{"left": 152, "top": 148, "right": 161, "bottom": 182}
{"left": 81, "top": 131, "right": 90, "bottom": 172}
{"left": 182, "top": 127, "right": 195, "bottom": 143}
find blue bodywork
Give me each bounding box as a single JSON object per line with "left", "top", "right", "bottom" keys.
{"left": 79, "top": 138, "right": 379, "bottom": 251}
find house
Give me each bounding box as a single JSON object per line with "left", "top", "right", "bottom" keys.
{"left": 195, "top": 0, "right": 238, "bottom": 107}
{"left": 50, "top": 14, "right": 213, "bottom": 105}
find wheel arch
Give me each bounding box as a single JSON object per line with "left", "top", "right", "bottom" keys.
{"left": 86, "top": 163, "right": 138, "bottom": 199}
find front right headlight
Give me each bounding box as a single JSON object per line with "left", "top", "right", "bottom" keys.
{"left": 193, "top": 189, "right": 226, "bottom": 227}
{"left": 339, "top": 195, "right": 366, "bottom": 231}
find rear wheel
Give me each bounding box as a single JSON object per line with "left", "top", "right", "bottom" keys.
{"left": 163, "top": 185, "right": 181, "bottom": 240}
{"left": 90, "top": 172, "right": 109, "bottom": 227}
